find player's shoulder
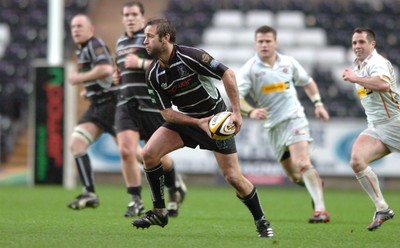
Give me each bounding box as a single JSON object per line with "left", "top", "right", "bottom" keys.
{"left": 371, "top": 51, "right": 390, "bottom": 64}
{"left": 177, "top": 45, "right": 206, "bottom": 57}
{"left": 88, "top": 36, "right": 108, "bottom": 48}
{"left": 115, "top": 34, "right": 128, "bottom": 44}
{"left": 90, "top": 36, "right": 104, "bottom": 44}
{"left": 278, "top": 52, "right": 297, "bottom": 63}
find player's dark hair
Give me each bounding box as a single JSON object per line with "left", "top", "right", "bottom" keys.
{"left": 255, "top": 25, "right": 277, "bottom": 40}
{"left": 146, "top": 18, "right": 176, "bottom": 43}
{"left": 122, "top": 1, "right": 145, "bottom": 15}
{"left": 353, "top": 27, "right": 376, "bottom": 42}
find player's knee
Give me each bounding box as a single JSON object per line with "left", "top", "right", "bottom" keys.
{"left": 119, "top": 144, "right": 134, "bottom": 161}
{"left": 141, "top": 146, "right": 159, "bottom": 167}
{"left": 288, "top": 174, "right": 302, "bottom": 184}
{"left": 223, "top": 170, "right": 241, "bottom": 187}
{"left": 349, "top": 155, "right": 363, "bottom": 172}
{"left": 70, "top": 127, "right": 93, "bottom": 155}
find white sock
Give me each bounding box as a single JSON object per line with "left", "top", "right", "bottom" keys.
{"left": 356, "top": 166, "right": 388, "bottom": 211}
{"left": 302, "top": 167, "right": 325, "bottom": 211}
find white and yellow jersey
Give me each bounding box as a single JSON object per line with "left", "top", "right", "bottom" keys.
{"left": 237, "top": 52, "right": 311, "bottom": 129}
{"left": 352, "top": 49, "right": 400, "bottom": 124}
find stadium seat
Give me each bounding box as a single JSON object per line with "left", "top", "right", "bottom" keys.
{"left": 234, "top": 28, "right": 255, "bottom": 45}
{"left": 219, "top": 46, "right": 255, "bottom": 64}
{"left": 0, "top": 23, "right": 10, "bottom": 58}
{"left": 295, "top": 28, "right": 327, "bottom": 47}
{"left": 202, "top": 27, "right": 235, "bottom": 46}
{"left": 276, "top": 29, "right": 296, "bottom": 48}
{"left": 275, "top": 11, "right": 306, "bottom": 29}
{"left": 212, "top": 10, "right": 243, "bottom": 28}
{"left": 280, "top": 47, "right": 316, "bottom": 68}
{"left": 314, "top": 46, "right": 347, "bottom": 67}
{"left": 245, "top": 10, "right": 275, "bottom": 28}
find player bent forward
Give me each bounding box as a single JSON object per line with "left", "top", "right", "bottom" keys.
{"left": 131, "top": 18, "right": 274, "bottom": 238}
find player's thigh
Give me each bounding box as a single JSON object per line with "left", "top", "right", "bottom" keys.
{"left": 288, "top": 140, "right": 311, "bottom": 166}
{"left": 142, "top": 127, "right": 183, "bottom": 163}
{"left": 351, "top": 134, "right": 390, "bottom": 164}
{"left": 213, "top": 152, "right": 240, "bottom": 176}
{"left": 117, "top": 129, "right": 140, "bottom": 154}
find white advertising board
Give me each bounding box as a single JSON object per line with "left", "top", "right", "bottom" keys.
{"left": 88, "top": 118, "right": 400, "bottom": 180}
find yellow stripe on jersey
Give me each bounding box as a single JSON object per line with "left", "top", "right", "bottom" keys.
{"left": 261, "top": 82, "right": 287, "bottom": 94}
{"left": 357, "top": 87, "right": 372, "bottom": 98}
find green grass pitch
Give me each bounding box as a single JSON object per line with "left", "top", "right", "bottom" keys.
{"left": 0, "top": 184, "right": 398, "bottom": 248}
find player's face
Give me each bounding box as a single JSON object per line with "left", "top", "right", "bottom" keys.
{"left": 70, "top": 15, "right": 93, "bottom": 45}
{"left": 255, "top": 32, "right": 277, "bottom": 61}
{"left": 144, "top": 25, "right": 163, "bottom": 57}
{"left": 352, "top": 32, "right": 375, "bottom": 62}
{"left": 122, "top": 5, "right": 145, "bottom": 36}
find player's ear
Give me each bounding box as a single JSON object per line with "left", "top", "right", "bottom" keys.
{"left": 164, "top": 33, "right": 171, "bottom": 43}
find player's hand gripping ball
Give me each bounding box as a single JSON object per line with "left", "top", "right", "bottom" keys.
{"left": 208, "top": 111, "right": 236, "bottom": 140}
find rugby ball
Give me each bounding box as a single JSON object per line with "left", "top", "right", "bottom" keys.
{"left": 208, "top": 111, "right": 236, "bottom": 140}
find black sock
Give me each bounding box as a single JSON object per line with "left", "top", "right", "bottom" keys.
{"left": 144, "top": 164, "right": 165, "bottom": 209}
{"left": 238, "top": 187, "right": 264, "bottom": 221}
{"left": 75, "top": 154, "right": 95, "bottom": 193}
{"left": 164, "top": 166, "right": 176, "bottom": 189}
{"left": 127, "top": 186, "right": 142, "bottom": 200}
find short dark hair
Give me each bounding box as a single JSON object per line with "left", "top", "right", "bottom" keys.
{"left": 353, "top": 27, "right": 376, "bottom": 42}
{"left": 122, "top": 1, "right": 145, "bottom": 15}
{"left": 146, "top": 18, "right": 176, "bottom": 43}
{"left": 255, "top": 25, "right": 277, "bottom": 40}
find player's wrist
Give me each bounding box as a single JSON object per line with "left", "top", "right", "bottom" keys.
{"left": 138, "top": 58, "right": 146, "bottom": 70}
{"left": 310, "top": 94, "right": 324, "bottom": 107}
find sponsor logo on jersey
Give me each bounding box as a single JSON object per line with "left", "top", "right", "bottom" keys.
{"left": 177, "top": 65, "right": 189, "bottom": 77}
{"left": 261, "top": 81, "right": 288, "bottom": 94}
{"left": 357, "top": 87, "right": 372, "bottom": 98}
{"left": 201, "top": 53, "right": 211, "bottom": 63}
{"left": 209, "top": 59, "right": 220, "bottom": 69}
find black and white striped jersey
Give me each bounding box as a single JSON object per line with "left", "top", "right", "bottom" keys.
{"left": 115, "top": 30, "right": 157, "bottom": 112}
{"left": 75, "top": 36, "right": 116, "bottom": 104}
{"left": 146, "top": 45, "right": 229, "bottom": 118}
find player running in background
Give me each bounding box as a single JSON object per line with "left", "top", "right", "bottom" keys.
{"left": 132, "top": 18, "right": 273, "bottom": 238}
{"left": 342, "top": 27, "right": 398, "bottom": 231}
{"left": 113, "top": 2, "right": 186, "bottom": 217}
{"left": 67, "top": 14, "right": 118, "bottom": 209}
{"left": 237, "top": 25, "right": 330, "bottom": 223}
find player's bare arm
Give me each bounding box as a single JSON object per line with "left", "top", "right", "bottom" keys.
{"left": 221, "top": 68, "right": 242, "bottom": 133}
{"left": 240, "top": 97, "right": 268, "bottom": 120}
{"left": 342, "top": 68, "right": 390, "bottom": 91}
{"left": 112, "top": 68, "right": 121, "bottom": 85}
{"left": 125, "top": 54, "right": 149, "bottom": 70}
{"left": 160, "top": 108, "right": 212, "bottom": 133}
{"left": 304, "top": 79, "right": 330, "bottom": 121}
{"left": 249, "top": 108, "right": 268, "bottom": 120}
{"left": 69, "top": 64, "right": 113, "bottom": 85}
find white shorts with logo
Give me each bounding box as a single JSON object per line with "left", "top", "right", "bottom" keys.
{"left": 362, "top": 115, "right": 400, "bottom": 153}
{"left": 266, "top": 117, "right": 313, "bottom": 161}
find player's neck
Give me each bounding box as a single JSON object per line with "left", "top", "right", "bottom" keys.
{"left": 262, "top": 54, "right": 276, "bottom": 67}
{"left": 159, "top": 43, "right": 174, "bottom": 67}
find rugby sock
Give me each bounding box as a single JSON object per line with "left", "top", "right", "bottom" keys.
{"left": 75, "top": 154, "right": 95, "bottom": 193}
{"left": 163, "top": 166, "right": 176, "bottom": 189}
{"left": 356, "top": 166, "right": 388, "bottom": 211}
{"left": 127, "top": 186, "right": 142, "bottom": 200}
{"left": 302, "top": 167, "right": 325, "bottom": 211}
{"left": 238, "top": 187, "right": 265, "bottom": 221}
{"left": 144, "top": 164, "right": 166, "bottom": 209}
